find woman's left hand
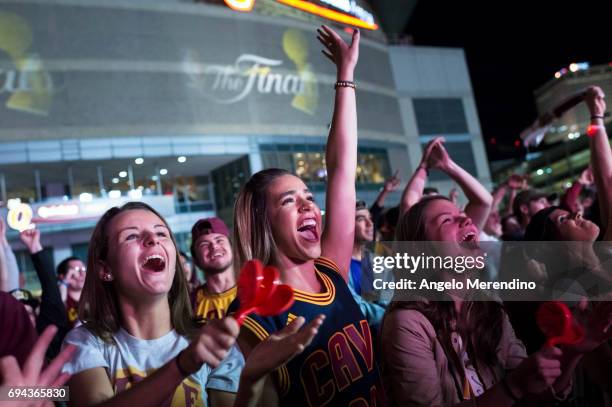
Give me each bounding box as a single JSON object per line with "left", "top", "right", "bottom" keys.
{"left": 241, "top": 315, "right": 325, "bottom": 384}
{"left": 317, "top": 25, "right": 360, "bottom": 80}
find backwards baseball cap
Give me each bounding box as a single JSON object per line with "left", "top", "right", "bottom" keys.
{"left": 191, "top": 217, "right": 230, "bottom": 243}
{"left": 10, "top": 288, "right": 40, "bottom": 310}
{"left": 513, "top": 189, "right": 549, "bottom": 219}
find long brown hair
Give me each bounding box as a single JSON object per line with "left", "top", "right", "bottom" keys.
{"left": 79, "top": 202, "right": 197, "bottom": 342}
{"left": 233, "top": 168, "right": 292, "bottom": 268}
{"left": 390, "top": 195, "right": 504, "bottom": 368}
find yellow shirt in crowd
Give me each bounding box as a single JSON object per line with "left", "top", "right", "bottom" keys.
{"left": 193, "top": 285, "right": 237, "bottom": 321}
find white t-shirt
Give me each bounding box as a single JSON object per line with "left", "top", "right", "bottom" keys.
{"left": 62, "top": 325, "right": 243, "bottom": 406}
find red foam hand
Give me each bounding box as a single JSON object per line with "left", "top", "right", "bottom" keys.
{"left": 235, "top": 260, "right": 295, "bottom": 325}
{"left": 537, "top": 301, "right": 584, "bottom": 347}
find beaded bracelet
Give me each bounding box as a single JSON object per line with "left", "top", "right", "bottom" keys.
{"left": 335, "top": 81, "right": 356, "bottom": 90}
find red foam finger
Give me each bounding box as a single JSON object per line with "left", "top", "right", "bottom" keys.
{"left": 255, "top": 284, "right": 294, "bottom": 317}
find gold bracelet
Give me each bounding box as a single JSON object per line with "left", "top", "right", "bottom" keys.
{"left": 335, "top": 81, "right": 356, "bottom": 90}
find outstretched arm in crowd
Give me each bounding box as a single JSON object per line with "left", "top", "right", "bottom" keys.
{"left": 585, "top": 86, "right": 612, "bottom": 239}
{"left": 370, "top": 170, "right": 400, "bottom": 220}
{"left": 426, "top": 139, "right": 493, "bottom": 230}
{"left": 318, "top": 25, "right": 360, "bottom": 279}
{"left": 0, "top": 218, "right": 20, "bottom": 291}
{"left": 491, "top": 174, "right": 524, "bottom": 215}
{"left": 560, "top": 168, "right": 589, "bottom": 212}
{"left": 20, "top": 228, "right": 69, "bottom": 359}
{"left": 399, "top": 137, "right": 441, "bottom": 217}
{"left": 0, "top": 234, "right": 7, "bottom": 292}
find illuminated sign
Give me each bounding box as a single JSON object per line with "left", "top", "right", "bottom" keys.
{"left": 319, "top": 0, "right": 375, "bottom": 25}
{"left": 224, "top": 0, "right": 255, "bottom": 12}
{"left": 37, "top": 204, "right": 79, "bottom": 219}
{"left": 6, "top": 203, "right": 33, "bottom": 232}
{"left": 276, "top": 0, "right": 378, "bottom": 30}
{"left": 184, "top": 29, "right": 319, "bottom": 115}
{"left": 221, "top": 0, "right": 378, "bottom": 30}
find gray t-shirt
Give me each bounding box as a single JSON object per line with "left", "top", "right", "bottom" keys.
{"left": 62, "top": 325, "right": 243, "bottom": 406}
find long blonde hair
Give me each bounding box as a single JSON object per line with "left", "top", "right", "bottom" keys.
{"left": 79, "top": 202, "right": 197, "bottom": 342}
{"left": 233, "top": 168, "right": 292, "bottom": 268}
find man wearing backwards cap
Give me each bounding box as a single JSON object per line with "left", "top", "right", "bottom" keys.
{"left": 512, "top": 189, "right": 551, "bottom": 233}
{"left": 190, "top": 217, "right": 236, "bottom": 322}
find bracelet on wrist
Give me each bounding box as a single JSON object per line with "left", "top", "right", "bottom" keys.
{"left": 591, "top": 115, "right": 604, "bottom": 120}
{"left": 500, "top": 377, "right": 521, "bottom": 402}
{"left": 334, "top": 81, "right": 356, "bottom": 90}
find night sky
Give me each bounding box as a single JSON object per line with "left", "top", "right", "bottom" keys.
{"left": 404, "top": 0, "right": 611, "bottom": 161}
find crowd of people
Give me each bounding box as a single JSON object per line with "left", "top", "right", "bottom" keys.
{"left": 1, "top": 25, "right": 611, "bottom": 407}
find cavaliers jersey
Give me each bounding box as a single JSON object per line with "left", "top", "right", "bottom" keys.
{"left": 193, "top": 285, "right": 237, "bottom": 322}
{"left": 229, "top": 257, "right": 384, "bottom": 407}
{"left": 65, "top": 295, "right": 79, "bottom": 328}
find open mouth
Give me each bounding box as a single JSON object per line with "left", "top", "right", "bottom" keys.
{"left": 209, "top": 251, "right": 225, "bottom": 261}
{"left": 297, "top": 218, "right": 319, "bottom": 242}
{"left": 141, "top": 254, "right": 166, "bottom": 272}
{"left": 458, "top": 232, "right": 479, "bottom": 249}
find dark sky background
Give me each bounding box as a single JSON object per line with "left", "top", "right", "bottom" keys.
{"left": 403, "top": 0, "right": 611, "bottom": 162}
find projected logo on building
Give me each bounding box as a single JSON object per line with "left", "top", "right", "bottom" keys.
{"left": 185, "top": 29, "right": 318, "bottom": 115}
{"left": 0, "top": 11, "right": 54, "bottom": 116}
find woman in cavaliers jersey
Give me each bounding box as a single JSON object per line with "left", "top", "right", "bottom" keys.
{"left": 229, "top": 25, "right": 384, "bottom": 407}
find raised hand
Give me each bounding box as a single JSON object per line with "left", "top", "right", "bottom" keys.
{"left": 317, "top": 25, "right": 360, "bottom": 80}
{"left": 241, "top": 315, "right": 324, "bottom": 383}
{"left": 585, "top": 86, "right": 606, "bottom": 117}
{"left": 180, "top": 317, "right": 239, "bottom": 372}
{"left": 20, "top": 228, "right": 42, "bottom": 255}
{"left": 0, "top": 217, "right": 7, "bottom": 246}
{"left": 426, "top": 139, "right": 453, "bottom": 172}
{"left": 578, "top": 167, "right": 594, "bottom": 186}
{"left": 419, "top": 137, "right": 444, "bottom": 169}
{"left": 383, "top": 170, "right": 401, "bottom": 192}
{"left": 0, "top": 325, "right": 76, "bottom": 407}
